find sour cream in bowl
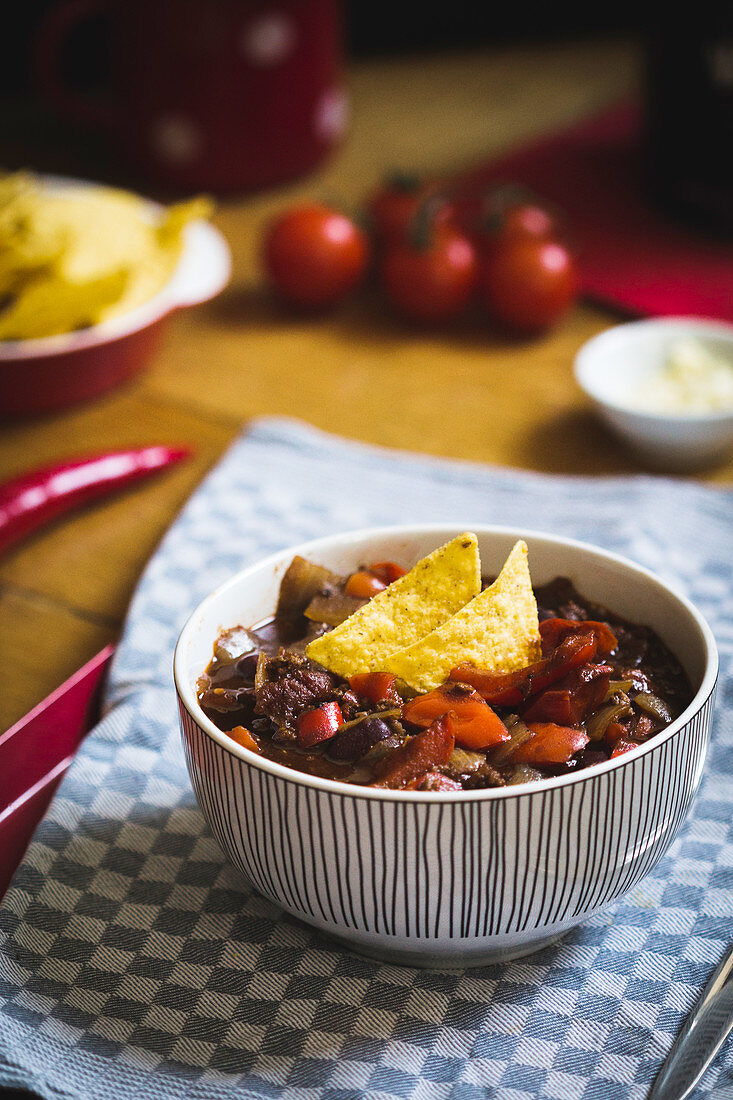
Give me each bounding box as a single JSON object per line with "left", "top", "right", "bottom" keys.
{"left": 574, "top": 318, "right": 733, "bottom": 471}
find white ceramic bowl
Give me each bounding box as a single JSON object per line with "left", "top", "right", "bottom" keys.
{"left": 174, "top": 526, "right": 718, "bottom": 967}
{"left": 0, "top": 175, "right": 231, "bottom": 419}
{"left": 574, "top": 318, "right": 733, "bottom": 471}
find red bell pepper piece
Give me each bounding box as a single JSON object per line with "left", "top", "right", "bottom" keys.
{"left": 348, "top": 672, "right": 397, "bottom": 705}
{"left": 228, "top": 726, "right": 260, "bottom": 752}
{"left": 368, "top": 561, "right": 407, "bottom": 584}
{"left": 344, "top": 571, "right": 387, "bottom": 598}
{"left": 521, "top": 689, "right": 576, "bottom": 726}
{"left": 450, "top": 663, "right": 532, "bottom": 707}
{"left": 0, "top": 445, "right": 191, "bottom": 556}
{"left": 451, "top": 629, "right": 601, "bottom": 706}
{"left": 511, "top": 722, "right": 589, "bottom": 766}
{"left": 610, "top": 739, "right": 638, "bottom": 758}
{"left": 522, "top": 664, "right": 612, "bottom": 725}
{"left": 539, "top": 618, "right": 617, "bottom": 657}
{"left": 402, "top": 686, "right": 509, "bottom": 751}
{"left": 603, "top": 720, "right": 630, "bottom": 750}
{"left": 297, "top": 701, "right": 343, "bottom": 748}
{"left": 344, "top": 561, "right": 407, "bottom": 598}
{"left": 372, "top": 715, "right": 455, "bottom": 789}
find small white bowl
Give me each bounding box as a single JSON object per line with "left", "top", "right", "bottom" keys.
{"left": 174, "top": 525, "right": 717, "bottom": 967}
{"left": 574, "top": 318, "right": 733, "bottom": 471}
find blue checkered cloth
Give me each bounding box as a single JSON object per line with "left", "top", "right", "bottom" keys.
{"left": 1, "top": 418, "right": 731, "bottom": 1100}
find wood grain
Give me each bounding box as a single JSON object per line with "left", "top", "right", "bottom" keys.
{"left": 0, "top": 587, "right": 116, "bottom": 731}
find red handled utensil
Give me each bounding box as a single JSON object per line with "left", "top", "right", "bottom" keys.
{"left": 0, "top": 645, "right": 115, "bottom": 900}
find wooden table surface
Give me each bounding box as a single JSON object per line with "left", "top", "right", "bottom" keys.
{"left": 1, "top": 40, "right": 730, "bottom": 732}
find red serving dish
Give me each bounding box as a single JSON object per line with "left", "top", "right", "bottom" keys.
{"left": 0, "top": 646, "right": 115, "bottom": 899}
{"left": 0, "top": 175, "right": 231, "bottom": 421}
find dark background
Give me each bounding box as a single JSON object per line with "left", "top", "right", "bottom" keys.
{"left": 2, "top": 1, "right": 646, "bottom": 102}
{"left": 1, "top": 3, "right": 731, "bottom": 231}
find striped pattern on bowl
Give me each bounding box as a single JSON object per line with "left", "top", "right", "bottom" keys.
{"left": 179, "top": 687, "right": 714, "bottom": 967}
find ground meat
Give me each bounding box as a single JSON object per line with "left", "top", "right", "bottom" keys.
{"left": 630, "top": 712, "right": 658, "bottom": 741}
{"left": 255, "top": 652, "right": 341, "bottom": 727}
{"left": 614, "top": 624, "right": 651, "bottom": 668}
{"left": 463, "top": 763, "right": 506, "bottom": 789}
{"left": 440, "top": 748, "right": 505, "bottom": 789}
{"left": 333, "top": 687, "right": 361, "bottom": 720}
{"left": 535, "top": 577, "right": 589, "bottom": 622}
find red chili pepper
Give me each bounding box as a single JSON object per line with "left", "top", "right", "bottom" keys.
{"left": 0, "top": 445, "right": 191, "bottom": 556}
{"left": 297, "top": 701, "right": 343, "bottom": 748}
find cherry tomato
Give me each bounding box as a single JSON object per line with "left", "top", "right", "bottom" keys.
{"left": 480, "top": 236, "right": 579, "bottom": 334}
{"left": 478, "top": 185, "right": 561, "bottom": 243}
{"left": 263, "top": 203, "right": 370, "bottom": 309}
{"left": 368, "top": 175, "right": 454, "bottom": 247}
{"left": 494, "top": 201, "right": 558, "bottom": 241}
{"left": 382, "top": 227, "right": 478, "bottom": 323}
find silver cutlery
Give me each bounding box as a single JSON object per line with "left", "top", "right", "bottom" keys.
{"left": 649, "top": 941, "right": 733, "bottom": 1100}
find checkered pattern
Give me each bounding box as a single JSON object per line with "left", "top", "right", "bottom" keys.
{"left": 1, "top": 417, "right": 731, "bottom": 1100}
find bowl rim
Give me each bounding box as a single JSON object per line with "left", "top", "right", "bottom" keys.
{"left": 0, "top": 173, "right": 230, "bottom": 360}
{"left": 574, "top": 316, "right": 733, "bottom": 425}
{"left": 174, "top": 523, "right": 719, "bottom": 803}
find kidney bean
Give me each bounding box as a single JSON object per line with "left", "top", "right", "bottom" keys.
{"left": 328, "top": 716, "right": 392, "bottom": 761}
{"left": 236, "top": 652, "right": 260, "bottom": 680}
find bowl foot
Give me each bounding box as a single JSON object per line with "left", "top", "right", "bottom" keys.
{"left": 326, "top": 929, "right": 568, "bottom": 969}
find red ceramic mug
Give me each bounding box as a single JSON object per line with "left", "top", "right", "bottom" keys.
{"left": 33, "top": 0, "right": 347, "bottom": 191}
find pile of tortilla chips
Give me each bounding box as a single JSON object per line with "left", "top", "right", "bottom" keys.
{"left": 0, "top": 172, "right": 211, "bottom": 340}
{"left": 306, "top": 534, "right": 542, "bottom": 692}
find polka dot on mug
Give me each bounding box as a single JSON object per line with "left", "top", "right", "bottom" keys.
{"left": 240, "top": 13, "right": 296, "bottom": 66}
{"left": 150, "top": 115, "right": 202, "bottom": 165}
{"left": 314, "top": 87, "right": 349, "bottom": 143}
